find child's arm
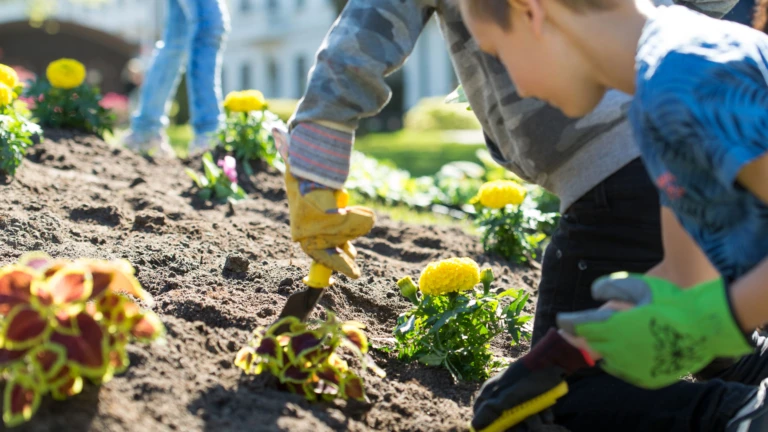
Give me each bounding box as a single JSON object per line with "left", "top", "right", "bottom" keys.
{"left": 646, "top": 207, "right": 720, "bottom": 287}
{"left": 726, "top": 154, "right": 768, "bottom": 330}
{"left": 558, "top": 60, "right": 768, "bottom": 388}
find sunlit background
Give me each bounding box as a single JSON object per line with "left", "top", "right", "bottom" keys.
{"left": 0, "top": 0, "right": 484, "bottom": 169}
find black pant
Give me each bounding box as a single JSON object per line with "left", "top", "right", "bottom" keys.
{"left": 533, "top": 159, "right": 759, "bottom": 431}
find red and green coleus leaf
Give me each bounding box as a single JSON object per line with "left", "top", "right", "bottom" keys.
{"left": 79, "top": 259, "right": 153, "bottom": 306}
{"left": 254, "top": 335, "right": 281, "bottom": 360}
{"left": 98, "top": 294, "right": 137, "bottom": 331}
{"left": 316, "top": 365, "right": 343, "bottom": 386}
{"left": 17, "top": 252, "right": 68, "bottom": 278}
{"left": 129, "top": 311, "right": 164, "bottom": 343}
{"left": 2, "top": 370, "right": 43, "bottom": 428}
{"left": 281, "top": 363, "right": 314, "bottom": 384}
{"left": 17, "top": 252, "right": 68, "bottom": 280}
{"left": 234, "top": 347, "right": 256, "bottom": 371}
{"left": 17, "top": 252, "right": 54, "bottom": 272}
{"left": 32, "top": 265, "right": 93, "bottom": 314}
{"left": 45, "top": 363, "right": 73, "bottom": 389}
{"left": 27, "top": 343, "right": 67, "bottom": 382}
{"left": 0, "top": 347, "right": 28, "bottom": 369}
{"left": 340, "top": 374, "right": 366, "bottom": 401}
{"left": 0, "top": 266, "right": 40, "bottom": 316}
{"left": 341, "top": 322, "right": 369, "bottom": 355}
{"left": 0, "top": 305, "right": 50, "bottom": 351}
{"left": 286, "top": 330, "right": 325, "bottom": 363}
{"left": 265, "top": 317, "right": 301, "bottom": 337}
{"left": 50, "top": 375, "right": 83, "bottom": 401}
{"left": 49, "top": 312, "right": 108, "bottom": 377}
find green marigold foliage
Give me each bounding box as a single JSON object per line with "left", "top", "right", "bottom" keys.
{"left": 0, "top": 107, "right": 41, "bottom": 177}
{"left": 25, "top": 75, "right": 114, "bottom": 137}
{"left": 390, "top": 266, "right": 532, "bottom": 381}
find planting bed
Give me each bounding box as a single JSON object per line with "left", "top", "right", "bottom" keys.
{"left": 0, "top": 131, "right": 541, "bottom": 432}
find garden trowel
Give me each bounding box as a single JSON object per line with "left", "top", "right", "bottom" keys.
{"left": 273, "top": 262, "right": 334, "bottom": 334}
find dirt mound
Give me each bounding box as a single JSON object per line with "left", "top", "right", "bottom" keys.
{"left": 0, "top": 130, "right": 540, "bottom": 432}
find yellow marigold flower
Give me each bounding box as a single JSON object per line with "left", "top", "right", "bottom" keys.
{"left": 0, "top": 83, "right": 13, "bottom": 106}
{"left": 223, "top": 91, "right": 243, "bottom": 112}
{"left": 224, "top": 90, "right": 267, "bottom": 112}
{"left": 418, "top": 257, "right": 480, "bottom": 296}
{"left": 241, "top": 89, "right": 267, "bottom": 111}
{"left": 46, "top": 58, "right": 86, "bottom": 89}
{"left": 0, "top": 64, "right": 19, "bottom": 89}
{"left": 472, "top": 180, "right": 526, "bottom": 209}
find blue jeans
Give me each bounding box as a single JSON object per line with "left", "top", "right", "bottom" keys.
{"left": 131, "top": 0, "right": 229, "bottom": 136}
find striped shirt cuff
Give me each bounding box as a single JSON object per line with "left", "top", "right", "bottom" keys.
{"left": 288, "top": 122, "right": 353, "bottom": 190}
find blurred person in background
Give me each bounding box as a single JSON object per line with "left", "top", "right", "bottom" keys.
{"left": 122, "top": 0, "right": 229, "bottom": 157}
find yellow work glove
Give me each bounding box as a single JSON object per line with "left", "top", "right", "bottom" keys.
{"left": 274, "top": 127, "right": 375, "bottom": 279}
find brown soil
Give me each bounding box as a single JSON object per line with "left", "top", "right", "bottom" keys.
{"left": 0, "top": 130, "right": 543, "bottom": 432}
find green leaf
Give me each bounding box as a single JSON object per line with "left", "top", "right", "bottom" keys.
{"left": 185, "top": 168, "right": 205, "bottom": 189}
{"left": 418, "top": 352, "right": 445, "bottom": 366}
{"left": 495, "top": 289, "right": 520, "bottom": 299}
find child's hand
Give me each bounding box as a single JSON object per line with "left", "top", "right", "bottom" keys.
{"left": 556, "top": 273, "right": 752, "bottom": 389}
{"left": 273, "top": 127, "right": 375, "bottom": 279}
{"left": 558, "top": 299, "right": 635, "bottom": 361}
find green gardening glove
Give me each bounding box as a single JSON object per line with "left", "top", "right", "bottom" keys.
{"left": 556, "top": 272, "right": 753, "bottom": 389}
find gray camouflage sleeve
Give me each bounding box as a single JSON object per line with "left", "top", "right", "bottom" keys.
{"left": 674, "top": 0, "right": 737, "bottom": 18}
{"left": 286, "top": 0, "right": 437, "bottom": 190}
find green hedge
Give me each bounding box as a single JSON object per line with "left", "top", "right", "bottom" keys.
{"left": 355, "top": 129, "right": 485, "bottom": 177}
{"left": 403, "top": 97, "right": 480, "bottom": 131}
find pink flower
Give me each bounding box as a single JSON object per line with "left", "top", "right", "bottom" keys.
{"left": 217, "top": 156, "right": 238, "bottom": 184}
{"left": 99, "top": 92, "right": 129, "bottom": 110}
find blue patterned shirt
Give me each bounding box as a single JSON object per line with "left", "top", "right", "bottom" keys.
{"left": 632, "top": 5, "right": 768, "bottom": 283}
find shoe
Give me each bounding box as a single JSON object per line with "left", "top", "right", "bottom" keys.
{"left": 122, "top": 130, "right": 174, "bottom": 158}
{"left": 726, "top": 379, "right": 768, "bottom": 432}
{"left": 188, "top": 131, "right": 218, "bottom": 158}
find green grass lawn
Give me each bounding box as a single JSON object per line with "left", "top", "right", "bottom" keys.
{"left": 355, "top": 129, "right": 485, "bottom": 177}
{"left": 166, "top": 126, "right": 484, "bottom": 176}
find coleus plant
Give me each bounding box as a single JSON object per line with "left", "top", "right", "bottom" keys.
{"left": 0, "top": 252, "right": 164, "bottom": 427}
{"left": 185, "top": 152, "right": 247, "bottom": 203}
{"left": 390, "top": 258, "right": 531, "bottom": 381}
{"left": 235, "top": 313, "right": 385, "bottom": 402}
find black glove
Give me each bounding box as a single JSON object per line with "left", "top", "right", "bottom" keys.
{"left": 471, "top": 329, "right": 591, "bottom": 432}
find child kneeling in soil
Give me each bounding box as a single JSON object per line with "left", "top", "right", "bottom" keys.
{"left": 453, "top": 0, "right": 768, "bottom": 431}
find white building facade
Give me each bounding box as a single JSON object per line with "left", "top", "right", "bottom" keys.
{"left": 0, "top": 0, "right": 457, "bottom": 110}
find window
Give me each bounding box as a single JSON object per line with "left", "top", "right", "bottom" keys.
{"left": 240, "top": 62, "right": 251, "bottom": 90}
{"left": 268, "top": 58, "right": 280, "bottom": 97}
{"left": 296, "top": 55, "right": 308, "bottom": 97}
